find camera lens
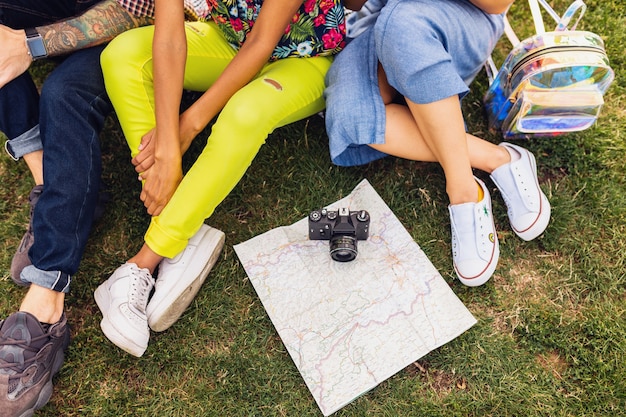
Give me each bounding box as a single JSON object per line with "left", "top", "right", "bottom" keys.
{"left": 329, "top": 235, "right": 358, "bottom": 262}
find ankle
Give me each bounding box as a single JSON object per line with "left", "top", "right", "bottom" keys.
{"left": 128, "top": 244, "right": 164, "bottom": 274}
{"left": 20, "top": 285, "right": 65, "bottom": 324}
{"left": 489, "top": 145, "right": 515, "bottom": 173}
{"left": 448, "top": 179, "right": 484, "bottom": 205}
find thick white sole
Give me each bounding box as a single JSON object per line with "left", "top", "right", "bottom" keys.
{"left": 147, "top": 226, "right": 225, "bottom": 332}
{"left": 514, "top": 193, "right": 551, "bottom": 241}
{"left": 455, "top": 242, "right": 500, "bottom": 287}
{"left": 94, "top": 284, "right": 147, "bottom": 357}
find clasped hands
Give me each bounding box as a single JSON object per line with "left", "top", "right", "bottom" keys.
{"left": 133, "top": 128, "right": 183, "bottom": 217}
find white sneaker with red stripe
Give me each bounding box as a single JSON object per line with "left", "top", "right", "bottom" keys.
{"left": 449, "top": 177, "right": 499, "bottom": 287}
{"left": 490, "top": 142, "right": 551, "bottom": 241}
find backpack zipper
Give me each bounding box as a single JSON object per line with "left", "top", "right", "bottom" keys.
{"left": 507, "top": 45, "right": 605, "bottom": 88}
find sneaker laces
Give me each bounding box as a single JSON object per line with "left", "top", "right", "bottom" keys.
{"left": 0, "top": 323, "right": 49, "bottom": 378}
{"left": 127, "top": 266, "right": 153, "bottom": 314}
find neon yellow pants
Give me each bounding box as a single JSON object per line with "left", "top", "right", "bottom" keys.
{"left": 102, "top": 21, "right": 332, "bottom": 257}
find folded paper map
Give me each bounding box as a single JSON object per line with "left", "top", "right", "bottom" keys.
{"left": 234, "top": 179, "right": 476, "bottom": 415}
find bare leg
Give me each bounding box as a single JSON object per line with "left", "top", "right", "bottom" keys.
{"left": 23, "top": 150, "right": 44, "bottom": 185}
{"left": 370, "top": 65, "right": 509, "bottom": 205}
{"left": 372, "top": 96, "right": 503, "bottom": 285}
{"left": 408, "top": 96, "right": 477, "bottom": 205}
{"left": 128, "top": 243, "right": 164, "bottom": 274}
{"left": 372, "top": 103, "right": 510, "bottom": 173}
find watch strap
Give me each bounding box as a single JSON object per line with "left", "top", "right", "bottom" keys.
{"left": 25, "top": 27, "right": 41, "bottom": 39}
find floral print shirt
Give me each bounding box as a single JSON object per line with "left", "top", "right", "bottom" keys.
{"left": 204, "top": 0, "right": 346, "bottom": 60}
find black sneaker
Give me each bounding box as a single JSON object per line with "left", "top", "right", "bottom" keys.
{"left": 10, "top": 185, "right": 43, "bottom": 286}
{"left": 0, "top": 312, "right": 70, "bottom": 417}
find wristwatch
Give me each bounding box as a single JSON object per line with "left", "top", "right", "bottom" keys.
{"left": 25, "top": 27, "right": 47, "bottom": 60}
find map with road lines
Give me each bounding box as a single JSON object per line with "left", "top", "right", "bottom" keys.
{"left": 234, "top": 179, "right": 476, "bottom": 415}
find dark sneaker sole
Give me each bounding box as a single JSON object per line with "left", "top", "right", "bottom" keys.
{"left": 22, "top": 347, "right": 65, "bottom": 417}
{"left": 15, "top": 320, "right": 70, "bottom": 417}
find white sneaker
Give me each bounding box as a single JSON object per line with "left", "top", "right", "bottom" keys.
{"left": 490, "top": 142, "right": 551, "bottom": 241}
{"left": 94, "top": 263, "right": 155, "bottom": 357}
{"left": 147, "top": 224, "right": 225, "bottom": 332}
{"left": 449, "top": 177, "right": 500, "bottom": 287}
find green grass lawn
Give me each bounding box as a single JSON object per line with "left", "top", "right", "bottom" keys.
{"left": 1, "top": 0, "right": 624, "bottom": 415}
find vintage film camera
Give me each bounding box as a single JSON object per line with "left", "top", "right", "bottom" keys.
{"left": 308, "top": 208, "right": 370, "bottom": 262}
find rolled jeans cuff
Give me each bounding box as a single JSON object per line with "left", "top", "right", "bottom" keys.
{"left": 4, "top": 125, "right": 43, "bottom": 160}
{"left": 21, "top": 264, "right": 72, "bottom": 293}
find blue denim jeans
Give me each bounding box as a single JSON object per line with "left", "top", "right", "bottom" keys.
{"left": 0, "top": 0, "right": 101, "bottom": 158}
{"left": 1, "top": 1, "right": 111, "bottom": 292}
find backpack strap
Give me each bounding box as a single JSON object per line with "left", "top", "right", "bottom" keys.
{"left": 502, "top": 15, "right": 520, "bottom": 46}
{"left": 486, "top": 14, "right": 516, "bottom": 84}
{"left": 528, "top": 0, "right": 548, "bottom": 34}
{"left": 529, "top": 0, "right": 587, "bottom": 33}
{"left": 556, "top": 0, "right": 587, "bottom": 31}
{"left": 485, "top": 0, "right": 587, "bottom": 85}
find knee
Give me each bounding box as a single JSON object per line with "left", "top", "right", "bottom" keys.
{"left": 101, "top": 29, "right": 136, "bottom": 62}
{"left": 101, "top": 28, "right": 152, "bottom": 81}
{"left": 40, "top": 69, "right": 92, "bottom": 111}
{"left": 40, "top": 75, "right": 66, "bottom": 104}
{"left": 209, "top": 110, "right": 268, "bottom": 164}
{"left": 218, "top": 99, "right": 270, "bottom": 149}
{"left": 42, "top": 49, "right": 105, "bottom": 105}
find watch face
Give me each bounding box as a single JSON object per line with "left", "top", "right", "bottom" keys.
{"left": 27, "top": 37, "right": 47, "bottom": 59}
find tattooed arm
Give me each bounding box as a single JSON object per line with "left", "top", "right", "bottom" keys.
{"left": 0, "top": 0, "right": 153, "bottom": 88}
{"left": 40, "top": 0, "right": 153, "bottom": 55}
